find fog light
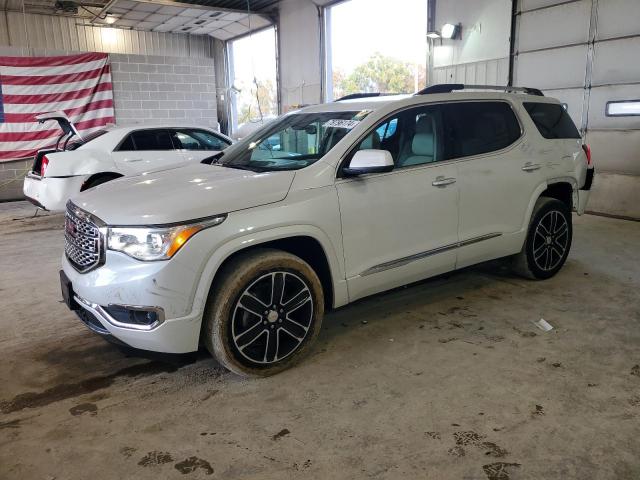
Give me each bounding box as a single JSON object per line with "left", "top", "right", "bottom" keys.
{"left": 103, "top": 305, "right": 162, "bottom": 326}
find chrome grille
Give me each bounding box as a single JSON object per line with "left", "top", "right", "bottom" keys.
{"left": 65, "top": 203, "right": 104, "bottom": 273}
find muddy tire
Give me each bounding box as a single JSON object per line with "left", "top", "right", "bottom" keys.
{"left": 512, "top": 197, "right": 572, "bottom": 280}
{"left": 203, "top": 248, "right": 324, "bottom": 377}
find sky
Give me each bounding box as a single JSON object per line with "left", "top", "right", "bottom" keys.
{"left": 231, "top": 27, "right": 277, "bottom": 85}
{"left": 330, "top": 0, "right": 428, "bottom": 72}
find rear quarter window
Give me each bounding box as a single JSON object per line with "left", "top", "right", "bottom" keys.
{"left": 442, "top": 102, "right": 522, "bottom": 159}
{"left": 523, "top": 102, "right": 581, "bottom": 139}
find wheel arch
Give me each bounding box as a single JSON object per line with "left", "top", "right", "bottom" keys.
{"left": 80, "top": 171, "right": 124, "bottom": 191}
{"left": 522, "top": 179, "right": 576, "bottom": 231}
{"left": 193, "top": 226, "right": 348, "bottom": 326}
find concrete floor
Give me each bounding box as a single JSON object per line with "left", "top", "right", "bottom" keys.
{"left": 1, "top": 200, "right": 639, "bottom": 480}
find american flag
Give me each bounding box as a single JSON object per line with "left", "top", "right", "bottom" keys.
{"left": 0, "top": 52, "right": 115, "bottom": 162}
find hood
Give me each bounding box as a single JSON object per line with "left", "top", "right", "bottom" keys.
{"left": 71, "top": 163, "right": 296, "bottom": 225}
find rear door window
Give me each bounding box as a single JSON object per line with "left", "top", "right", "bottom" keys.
{"left": 172, "top": 129, "right": 230, "bottom": 151}
{"left": 523, "top": 102, "right": 581, "bottom": 139}
{"left": 117, "top": 129, "right": 175, "bottom": 151}
{"left": 442, "top": 102, "right": 522, "bottom": 159}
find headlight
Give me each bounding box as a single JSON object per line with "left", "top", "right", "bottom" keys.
{"left": 107, "top": 215, "right": 226, "bottom": 261}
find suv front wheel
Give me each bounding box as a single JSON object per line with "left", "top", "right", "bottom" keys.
{"left": 513, "top": 197, "right": 573, "bottom": 280}
{"left": 203, "top": 249, "right": 324, "bottom": 377}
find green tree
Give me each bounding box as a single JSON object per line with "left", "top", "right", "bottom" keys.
{"left": 336, "top": 52, "right": 426, "bottom": 96}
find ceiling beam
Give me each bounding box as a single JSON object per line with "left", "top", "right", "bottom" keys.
{"left": 91, "top": 0, "right": 119, "bottom": 23}
{"left": 131, "top": 0, "right": 254, "bottom": 15}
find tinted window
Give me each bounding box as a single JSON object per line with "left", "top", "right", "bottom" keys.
{"left": 118, "top": 129, "right": 174, "bottom": 151}
{"left": 173, "top": 129, "right": 230, "bottom": 151}
{"left": 352, "top": 105, "right": 443, "bottom": 168}
{"left": 442, "top": 102, "right": 521, "bottom": 159}
{"left": 524, "top": 102, "right": 580, "bottom": 139}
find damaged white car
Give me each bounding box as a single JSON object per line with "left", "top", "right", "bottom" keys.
{"left": 23, "top": 112, "right": 232, "bottom": 212}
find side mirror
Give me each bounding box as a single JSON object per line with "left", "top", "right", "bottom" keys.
{"left": 343, "top": 149, "right": 394, "bottom": 176}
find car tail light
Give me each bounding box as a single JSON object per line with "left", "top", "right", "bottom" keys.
{"left": 582, "top": 144, "right": 592, "bottom": 167}
{"left": 40, "top": 155, "right": 50, "bottom": 176}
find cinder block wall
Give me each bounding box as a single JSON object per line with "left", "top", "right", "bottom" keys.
{"left": 110, "top": 54, "right": 217, "bottom": 127}
{"left": 0, "top": 52, "right": 217, "bottom": 202}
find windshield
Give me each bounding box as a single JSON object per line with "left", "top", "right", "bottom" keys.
{"left": 218, "top": 110, "right": 369, "bottom": 172}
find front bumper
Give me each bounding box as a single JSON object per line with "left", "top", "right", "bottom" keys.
{"left": 23, "top": 173, "right": 87, "bottom": 212}
{"left": 62, "top": 251, "right": 204, "bottom": 353}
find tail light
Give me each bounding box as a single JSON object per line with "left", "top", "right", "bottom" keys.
{"left": 582, "top": 144, "right": 592, "bottom": 167}
{"left": 40, "top": 155, "right": 50, "bottom": 176}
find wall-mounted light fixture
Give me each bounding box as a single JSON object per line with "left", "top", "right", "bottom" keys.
{"left": 426, "top": 31, "right": 441, "bottom": 39}
{"left": 441, "top": 23, "right": 461, "bottom": 40}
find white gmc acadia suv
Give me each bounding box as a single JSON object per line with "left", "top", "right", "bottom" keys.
{"left": 60, "top": 85, "right": 595, "bottom": 377}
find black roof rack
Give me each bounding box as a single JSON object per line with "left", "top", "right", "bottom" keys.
{"left": 416, "top": 84, "right": 544, "bottom": 97}
{"left": 334, "top": 92, "right": 400, "bottom": 102}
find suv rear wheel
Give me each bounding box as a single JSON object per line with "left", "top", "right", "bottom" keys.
{"left": 203, "top": 249, "right": 324, "bottom": 377}
{"left": 513, "top": 197, "right": 572, "bottom": 279}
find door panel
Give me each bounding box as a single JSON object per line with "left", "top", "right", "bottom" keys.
{"left": 337, "top": 164, "right": 459, "bottom": 301}
{"left": 336, "top": 103, "right": 459, "bottom": 302}
{"left": 447, "top": 101, "right": 545, "bottom": 268}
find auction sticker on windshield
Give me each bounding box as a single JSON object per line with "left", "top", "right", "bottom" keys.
{"left": 323, "top": 119, "right": 360, "bottom": 129}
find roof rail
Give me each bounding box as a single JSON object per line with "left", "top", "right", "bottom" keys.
{"left": 334, "top": 92, "right": 399, "bottom": 102}
{"left": 416, "top": 84, "right": 544, "bottom": 97}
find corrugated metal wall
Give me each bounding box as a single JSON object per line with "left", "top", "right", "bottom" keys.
{"left": 433, "top": 57, "right": 510, "bottom": 85}
{"left": 0, "top": 11, "right": 213, "bottom": 58}
{"left": 514, "top": 0, "right": 640, "bottom": 218}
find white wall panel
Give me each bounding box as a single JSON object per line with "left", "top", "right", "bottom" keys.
{"left": 515, "top": 45, "right": 587, "bottom": 90}
{"left": 436, "top": 0, "right": 511, "bottom": 65}
{"left": 545, "top": 87, "right": 585, "bottom": 127}
{"left": 433, "top": 57, "right": 509, "bottom": 85}
{"left": 585, "top": 172, "right": 640, "bottom": 218}
{"left": 585, "top": 130, "right": 640, "bottom": 176}
{"left": 595, "top": 0, "right": 640, "bottom": 40}
{"left": 587, "top": 84, "right": 640, "bottom": 130}
{"left": 591, "top": 37, "right": 640, "bottom": 86}
{"left": 279, "top": 0, "right": 322, "bottom": 108}
{"left": 518, "top": 0, "right": 590, "bottom": 52}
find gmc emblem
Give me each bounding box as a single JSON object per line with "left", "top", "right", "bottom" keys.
{"left": 65, "top": 218, "right": 77, "bottom": 238}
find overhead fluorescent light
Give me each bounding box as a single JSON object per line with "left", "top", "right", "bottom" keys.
{"left": 104, "top": 14, "right": 118, "bottom": 24}
{"left": 441, "top": 23, "right": 461, "bottom": 39}
{"left": 426, "top": 31, "right": 441, "bottom": 39}
{"left": 606, "top": 100, "right": 640, "bottom": 116}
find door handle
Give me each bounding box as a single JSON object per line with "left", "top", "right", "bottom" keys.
{"left": 125, "top": 158, "right": 143, "bottom": 162}
{"left": 522, "top": 163, "right": 541, "bottom": 172}
{"left": 432, "top": 176, "right": 456, "bottom": 187}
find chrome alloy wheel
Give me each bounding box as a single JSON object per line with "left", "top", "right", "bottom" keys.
{"left": 231, "top": 271, "right": 314, "bottom": 365}
{"left": 532, "top": 210, "right": 569, "bottom": 271}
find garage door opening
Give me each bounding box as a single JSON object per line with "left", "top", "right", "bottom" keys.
{"left": 324, "top": 0, "right": 428, "bottom": 101}
{"left": 228, "top": 27, "right": 278, "bottom": 137}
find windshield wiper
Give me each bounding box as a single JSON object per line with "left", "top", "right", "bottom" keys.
{"left": 202, "top": 151, "right": 225, "bottom": 165}
{"left": 223, "top": 164, "right": 262, "bottom": 172}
